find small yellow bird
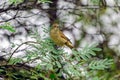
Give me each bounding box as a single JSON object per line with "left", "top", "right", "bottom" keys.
{"left": 50, "top": 23, "right": 74, "bottom": 49}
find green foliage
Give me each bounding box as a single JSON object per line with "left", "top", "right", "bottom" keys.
{"left": 0, "top": 0, "right": 117, "bottom": 79}
{"left": 8, "top": 0, "right": 52, "bottom": 4}
{"left": 0, "top": 22, "right": 16, "bottom": 32}
{"left": 92, "top": 77, "right": 100, "bottom": 80}
{"left": 21, "top": 32, "right": 113, "bottom": 79}
{"left": 0, "top": 66, "right": 46, "bottom": 80}
{"left": 1, "top": 27, "right": 114, "bottom": 80}
{"left": 72, "top": 43, "right": 101, "bottom": 61}
{"left": 89, "top": 59, "right": 113, "bottom": 70}
{"left": 8, "top": 58, "right": 23, "bottom": 65}
{"left": 9, "top": 0, "right": 23, "bottom": 4}
{"left": 90, "top": 0, "right": 99, "bottom": 5}
{"left": 38, "top": 0, "right": 52, "bottom": 3}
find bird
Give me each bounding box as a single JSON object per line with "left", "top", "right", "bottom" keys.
{"left": 50, "top": 23, "right": 74, "bottom": 49}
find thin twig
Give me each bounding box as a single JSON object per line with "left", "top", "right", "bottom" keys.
{"left": 6, "top": 41, "right": 39, "bottom": 65}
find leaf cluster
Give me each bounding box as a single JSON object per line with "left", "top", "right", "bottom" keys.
{"left": 0, "top": 22, "right": 15, "bottom": 32}
{"left": 0, "top": 26, "right": 114, "bottom": 80}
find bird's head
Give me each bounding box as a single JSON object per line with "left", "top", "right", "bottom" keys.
{"left": 52, "top": 23, "right": 59, "bottom": 28}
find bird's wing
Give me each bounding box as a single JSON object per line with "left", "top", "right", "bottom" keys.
{"left": 59, "top": 30, "right": 72, "bottom": 43}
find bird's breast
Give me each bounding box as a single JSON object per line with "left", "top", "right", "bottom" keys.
{"left": 50, "top": 30, "right": 65, "bottom": 46}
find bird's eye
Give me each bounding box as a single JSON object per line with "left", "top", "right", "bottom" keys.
{"left": 53, "top": 23, "right": 59, "bottom": 27}
{"left": 54, "top": 25, "right": 58, "bottom": 27}
{"left": 53, "top": 26, "right": 56, "bottom": 27}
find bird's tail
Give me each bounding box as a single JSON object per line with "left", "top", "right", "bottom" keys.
{"left": 66, "top": 41, "right": 74, "bottom": 49}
